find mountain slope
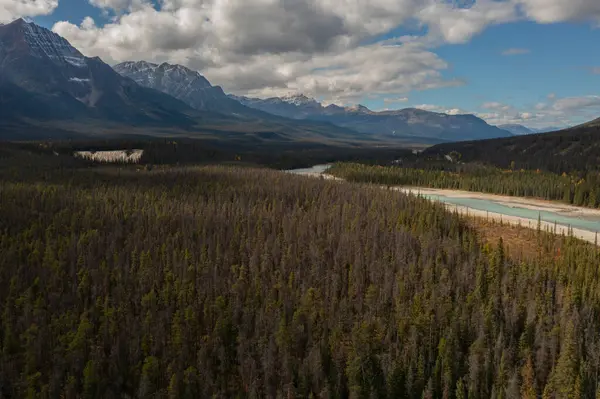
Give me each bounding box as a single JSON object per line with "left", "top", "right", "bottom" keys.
{"left": 114, "top": 61, "right": 252, "bottom": 115}
{"left": 424, "top": 118, "right": 600, "bottom": 173}
{"left": 232, "top": 94, "right": 513, "bottom": 142}
{"left": 0, "top": 19, "right": 200, "bottom": 129}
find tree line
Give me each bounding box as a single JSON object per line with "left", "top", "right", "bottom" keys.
{"left": 329, "top": 162, "right": 600, "bottom": 208}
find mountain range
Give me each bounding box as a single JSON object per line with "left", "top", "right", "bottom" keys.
{"left": 0, "top": 19, "right": 540, "bottom": 145}
{"left": 498, "top": 124, "right": 563, "bottom": 135}
{"left": 230, "top": 94, "right": 513, "bottom": 142}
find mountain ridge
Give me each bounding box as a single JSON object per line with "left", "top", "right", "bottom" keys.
{"left": 231, "top": 93, "right": 514, "bottom": 141}
{"left": 498, "top": 124, "right": 564, "bottom": 135}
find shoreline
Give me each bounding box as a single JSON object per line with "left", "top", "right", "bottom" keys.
{"left": 395, "top": 187, "right": 600, "bottom": 244}
{"left": 328, "top": 175, "right": 600, "bottom": 244}
{"left": 398, "top": 186, "right": 600, "bottom": 220}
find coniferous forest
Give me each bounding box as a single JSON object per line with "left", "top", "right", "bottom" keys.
{"left": 2, "top": 148, "right": 600, "bottom": 398}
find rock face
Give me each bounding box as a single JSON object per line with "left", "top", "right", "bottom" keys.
{"left": 232, "top": 94, "right": 514, "bottom": 142}
{"left": 0, "top": 19, "right": 195, "bottom": 126}
{"left": 113, "top": 61, "right": 255, "bottom": 115}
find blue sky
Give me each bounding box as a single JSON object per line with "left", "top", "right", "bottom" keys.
{"left": 367, "top": 21, "right": 600, "bottom": 127}
{"left": 21, "top": 0, "right": 600, "bottom": 128}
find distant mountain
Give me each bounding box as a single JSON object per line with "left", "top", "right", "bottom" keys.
{"left": 0, "top": 19, "right": 198, "bottom": 130}
{"left": 498, "top": 124, "right": 535, "bottom": 135}
{"left": 229, "top": 94, "right": 323, "bottom": 119}
{"left": 499, "top": 124, "right": 564, "bottom": 135}
{"left": 231, "top": 94, "right": 513, "bottom": 142}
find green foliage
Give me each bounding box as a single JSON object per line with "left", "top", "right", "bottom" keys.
{"left": 1, "top": 157, "right": 599, "bottom": 397}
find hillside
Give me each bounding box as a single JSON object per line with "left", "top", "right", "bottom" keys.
{"left": 423, "top": 121, "right": 600, "bottom": 173}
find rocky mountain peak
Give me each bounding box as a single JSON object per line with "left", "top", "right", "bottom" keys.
{"left": 281, "top": 93, "right": 319, "bottom": 106}
{"left": 1, "top": 19, "right": 86, "bottom": 68}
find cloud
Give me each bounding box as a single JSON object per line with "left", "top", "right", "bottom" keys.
{"left": 590, "top": 67, "right": 600, "bottom": 75}
{"left": 501, "top": 48, "right": 530, "bottom": 56}
{"left": 552, "top": 95, "right": 600, "bottom": 111}
{"left": 0, "top": 0, "right": 57, "bottom": 23}
{"left": 476, "top": 94, "right": 600, "bottom": 128}
{"left": 482, "top": 102, "right": 512, "bottom": 111}
{"left": 419, "top": 0, "right": 518, "bottom": 44}
{"left": 516, "top": 0, "right": 600, "bottom": 23}
{"left": 53, "top": 1, "right": 466, "bottom": 101}
{"left": 47, "top": 0, "right": 600, "bottom": 103}
{"left": 415, "top": 104, "right": 469, "bottom": 115}
{"left": 384, "top": 97, "right": 409, "bottom": 104}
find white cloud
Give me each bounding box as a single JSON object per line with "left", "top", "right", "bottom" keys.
{"left": 88, "top": 0, "right": 147, "bottom": 12}
{"left": 590, "top": 67, "right": 600, "bottom": 75}
{"left": 476, "top": 94, "right": 600, "bottom": 128}
{"left": 415, "top": 104, "right": 468, "bottom": 115}
{"left": 516, "top": 0, "right": 600, "bottom": 23}
{"left": 501, "top": 48, "right": 530, "bottom": 56}
{"left": 552, "top": 95, "right": 600, "bottom": 111}
{"left": 419, "top": 0, "right": 517, "bottom": 44}
{"left": 41, "top": 0, "right": 600, "bottom": 103}
{"left": 384, "top": 97, "right": 409, "bottom": 104}
{"left": 0, "top": 0, "right": 57, "bottom": 23}
{"left": 53, "top": 1, "right": 468, "bottom": 101}
{"left": 482, "top": 102, "right": 512, "bottom": 111}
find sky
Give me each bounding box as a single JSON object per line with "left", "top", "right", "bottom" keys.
{"left": 2, "top": 0, "right": 600, "bottom": 128}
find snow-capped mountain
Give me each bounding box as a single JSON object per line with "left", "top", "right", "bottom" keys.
{"left": 231, "top": 94, "right": 513, "bottom": 141}
{"left": 0, "top": 19, "right": 196, "bottom": 126}
{"left": 114, "top": 61, "right": 254, "bottom": 115}
{"left": 280, "top": 93, "right": 320, "bottom": 107}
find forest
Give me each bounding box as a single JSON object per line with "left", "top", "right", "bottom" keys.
{"left": 15, "top": 137, "right": 413, "bottom": 170}
{"left": 329, "top": 162, "right": 600, "bottom": 209}
{"left": 2, "top": 146, "right": 600, "bottom": 398}
{"left": 424, "top": 124, "right": 600, "bottom": 174}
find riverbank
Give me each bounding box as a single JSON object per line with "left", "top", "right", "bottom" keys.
{"left": 398, "top": 187, "right": 600, "bottom": 220}
{"left": 288, "top": 166, "right": 600, "bottom": 244}
{"left": 395, "top": 187, "right": 600, "bottom": 244}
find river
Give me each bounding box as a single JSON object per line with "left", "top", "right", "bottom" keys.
{"left": 288, "top": 164, "right": 600, "bottom": 242}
